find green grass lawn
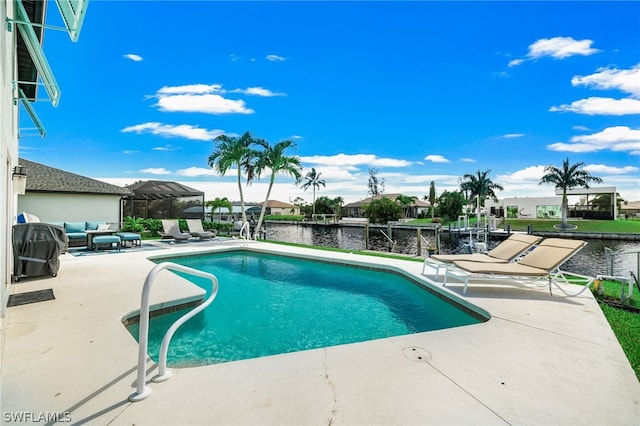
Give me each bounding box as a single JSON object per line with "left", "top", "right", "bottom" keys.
{"left": 410, "top": 217, "right": 640, "bottom": 233}
{"left": 593, "top": 279, "right": 640, "bottom": 380}
{"left": 501, "top": 218, "right": 640, "bottom": 233}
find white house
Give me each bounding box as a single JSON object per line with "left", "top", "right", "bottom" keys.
{"left": 485, "top": 196, "right": 562, "bottom": 219}
{"left": 17, "top": 158, "right": 131, "bottom": 225}
{"left": 1, "top": 0, "right": 88, "bottom": 317}
{"left": 485, "top": 186, "right": 619, "bottom": 220}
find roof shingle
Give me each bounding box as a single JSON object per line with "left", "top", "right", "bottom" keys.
{"left": 19, "top": 158, "right": 132, "bottom": 196}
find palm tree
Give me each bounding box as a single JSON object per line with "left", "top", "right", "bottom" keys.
{"left": 332, "top": 196, "right": 344, "bottom": 218}
{"left": 539, "top": 158, "right": 603, "bottom": 229}
{"left": 253, "top": 139, "right": 303, "bottom": 237}
{"left": 460, "top": 170, "right": 504, "bottom": 218}
{"left": 207, "top": 131, "right": 261, "bottom": 233}
{"left": 395, "top": 195, "right": 417, "bottom": 218}
{"left": 206, "top": 197, "right": 232, "bottom": 222}
{"left": 299, "top": 168, "right": 326, "bottom": 217}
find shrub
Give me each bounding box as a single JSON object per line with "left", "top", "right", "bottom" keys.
{"left": 364, "top": 197, "right": 402, "bottom": 224}
{"left": 122, "top": 216, "right": 145, "bottom": 233}
{"left": 142, "top": 219, "right": 164, "bottom": 237}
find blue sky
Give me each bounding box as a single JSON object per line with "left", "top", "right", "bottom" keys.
{"left": 19, "top": 1, "right": 640, "bottom": 205}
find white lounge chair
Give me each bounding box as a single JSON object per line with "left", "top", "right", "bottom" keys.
{"left": 186, "top": 219, "right": 216, "bottom": 240}
{"left": 443, "top": 238, "right": 593, "bottom": 296}
{"left": 423, "top": 233, "right": 542, "bottom": 277}
{"left": 160, "top": 219, "right": 192, "bottom": 242}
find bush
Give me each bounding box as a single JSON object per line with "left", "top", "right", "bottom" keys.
{"left": 364, "top": 197, "right": 402, "bottom": 224}
{"left": 122, "top": 216, "right": 145, "bottom": 233}
{"left": 143, "top": 219, "right": 164, "bottom": 237}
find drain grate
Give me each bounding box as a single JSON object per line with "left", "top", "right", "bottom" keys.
{"left": 8, "top": 289, "right": 55, "bottom": 307}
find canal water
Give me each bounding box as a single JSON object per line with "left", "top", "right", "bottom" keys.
{"left": 263, "top": 222, "right": 640, "bottom": 279}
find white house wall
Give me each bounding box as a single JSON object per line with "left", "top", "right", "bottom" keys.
{"left": 1, "top": 0, "right": 19, "bottom": 318}
{"left": 18, "top": 193, "right": 123, "bottom": 226}
{"left": 485, "top": 197, "right": 561, "bottom": 218}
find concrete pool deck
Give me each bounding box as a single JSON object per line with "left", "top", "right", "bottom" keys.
{"left": 1, "top": 240, "right": 639, "bottom": 425}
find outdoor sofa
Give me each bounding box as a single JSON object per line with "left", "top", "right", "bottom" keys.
{"left": 49, "top": 221, "right": 110, "bottom": 248}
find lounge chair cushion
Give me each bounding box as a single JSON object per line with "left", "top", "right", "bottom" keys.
{"left": 518, "top": 238, "right": 586, "bottom": 270}
{"left": 432, "top": 233, "right": 541, "bottom": 264}
{"left": 487, "top": 234, "right": 540, "bottom": 261}
{"left": 161, "top": 219, "right": 192, "bottom": 241}
{"left": 432, "top": 253, "right": 509, "bottom": 263}
{"left": 453, "top": 238, "right": 587, "bottom": 276}
{"left": 452, "top": 260, "right": 549, "bottom": 277}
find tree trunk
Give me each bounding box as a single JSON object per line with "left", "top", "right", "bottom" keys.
{"left": 255, "top": 174, "right": 275, "bottom": 239}
{"left": 237, "top": 167, "right": 248, "bottom": 238}
{"left": 561, "top": 192, "right": 568, "bottom": 227}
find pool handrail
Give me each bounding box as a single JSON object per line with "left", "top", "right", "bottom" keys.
{"left": 129, "top": 262, "right": 219, "bottom": 402}
{"left": 239, "top": 220, "right": 251, "bottom": 241}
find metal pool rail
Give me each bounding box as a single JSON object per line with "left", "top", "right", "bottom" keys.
{"left": 129, "top": 262, "right": 219, "bottom": 402}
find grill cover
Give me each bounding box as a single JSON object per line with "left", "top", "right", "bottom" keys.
{"left": 12, "top": 223, "right": 68, "bottom": 279}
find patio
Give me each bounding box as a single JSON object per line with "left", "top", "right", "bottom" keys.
{"left": 1, "top": 240, "right": 639, "bottom": 425}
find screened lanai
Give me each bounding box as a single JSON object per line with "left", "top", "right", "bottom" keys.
{"left": 122, "top": 180, "right": 205, "bottom": 219}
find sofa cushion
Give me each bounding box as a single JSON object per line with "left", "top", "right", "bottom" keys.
{"left": 66, "top": 232, "right": 87, "bottom": 240}
{"left": 65, "top": 222, "right": 86, "bottom": 233}
{"left": 85, "top": 221, "right": 104, "bottom": 231}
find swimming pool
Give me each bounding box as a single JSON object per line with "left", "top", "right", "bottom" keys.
{"left": 127, "top": 249, "right": 486, "bottom": 367}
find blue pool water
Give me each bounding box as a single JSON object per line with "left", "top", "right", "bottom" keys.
{"left": 127, "top": 250, "right": 485, "bottom": 367}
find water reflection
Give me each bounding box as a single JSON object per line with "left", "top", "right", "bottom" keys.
{"left": 264, "top": 222, "right": 640, "bottom": 278}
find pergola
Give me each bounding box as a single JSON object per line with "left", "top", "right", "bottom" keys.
{"left": 122, "top": 180, "right": 205, "bottom": 219}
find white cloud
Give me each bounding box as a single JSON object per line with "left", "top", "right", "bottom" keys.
{"left": 124, "top": 53, "right": 143, "bottom": 62}
{"left": 266, "top": 54, "right": 286, "bottom": 62}
{"left": 158, "top": 84, "right": 224, "bottom": 95}
{"left": 155, "top": 94, "right": 253, "bottom": 114}
{"left": 152, "top": 146, "right": 174, "bottom": 151}
{"left": 176, "top": 167, "right": 219, "bottom": 177}
{"left": 121, "top": 122, "right": 226, "bottom": 141}
{"left": 424, "top": 155, "right": 449, "bottom": 163}
{"left": 549, "top": 97, "right": 640, "bottom": 115}
{"left": 460, "top": 158, "right": 476, "bottom": 162}
{"left": 231, "top": 87, "right": 285, "bottom": 97}
{"left": 299, "top": 153, "right": 412, "bottom": 168}
{"left": 572, "top": 125, "right": 591, "bottom": 131}
{"left": 495, "top": 166, "right": 558, "bottom": 198}
{"left": 300, "top": 165, "right": 359, "bottom": 181}
{"left": 122, "top": 150, "right": 139, "bottom": 154}
{"left": 140, "top": 168, "right": 171, "bottom": 175}
{"left": 584, "top": 164, "right": 639, "bottom": 174}
{"left": 503, "top": 133, "right": 525, "bottom": 138}
{"left": 528, "top": 36, "right": 599, "bottom": 60}
{"left": 507, "top": 59, "right": 524, "bottom": 68}
{"left": 497, "top": 165, "right": 546, "bottom": 183}
{"left": 547, "top": 126, "right": 640, "bottom": 154}
{"left": 572, "top": 64, "right": 640, "bottom": 98}
{"left": 509, "top": 36, "right": 600, "bottom": 67}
